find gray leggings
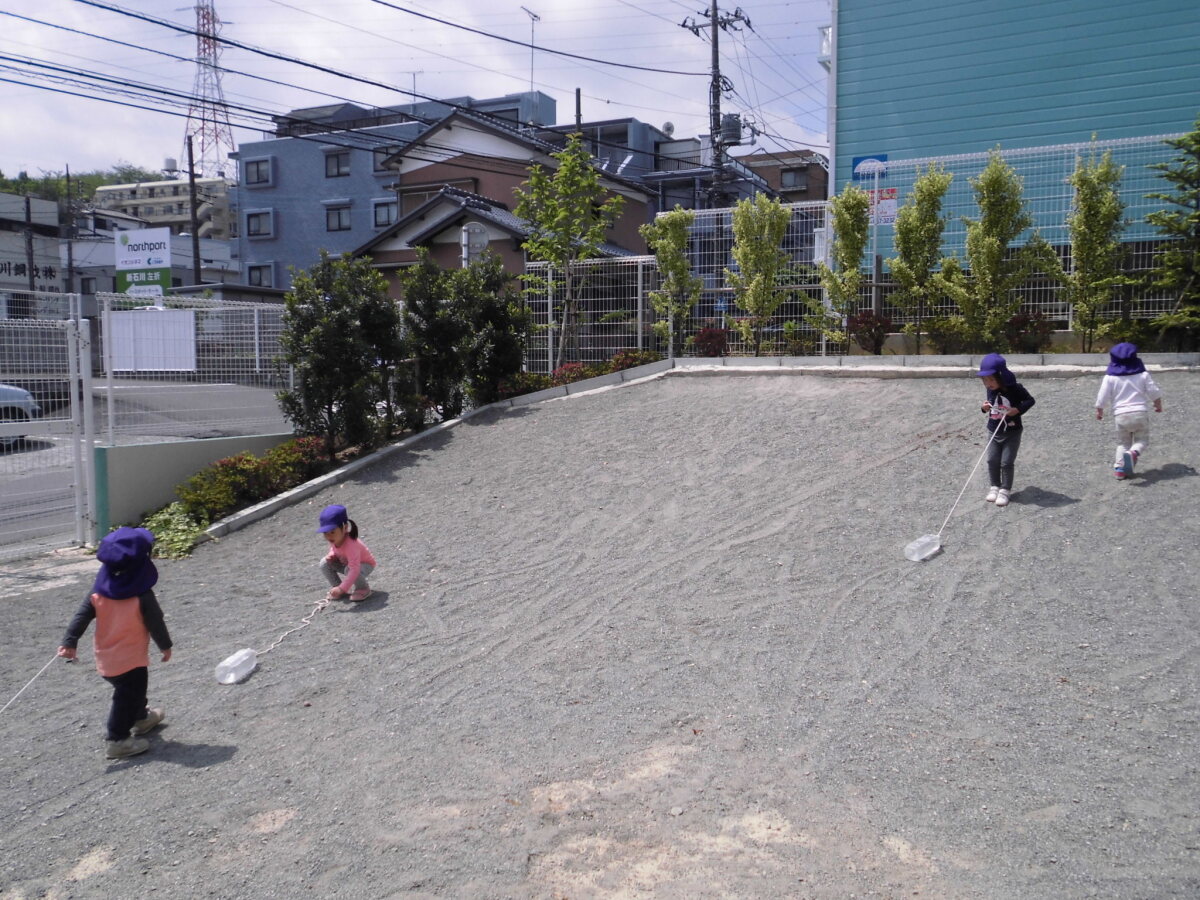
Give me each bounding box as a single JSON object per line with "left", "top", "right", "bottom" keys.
{"left": 320, "top": 558, "right": 374, "bottom": 591}
{"left": 986, "top": 429, "right": 1022, "bottom": 490}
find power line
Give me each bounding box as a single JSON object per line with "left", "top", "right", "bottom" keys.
{"left": 367, "top": 0, "right": 708, "bottom": 77}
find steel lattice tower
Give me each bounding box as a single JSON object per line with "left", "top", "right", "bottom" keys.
{"left": 183, "top": 0, "right": 235, "bottom": 179}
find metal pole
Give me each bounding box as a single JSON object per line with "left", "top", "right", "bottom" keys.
{"left": 67, "top": 319, "right": 85, "bottom": 547}
{"left": 103, "top": 296, "right": 114, "bottom": 447}
{"left": 521, "top": 7, "right": 540, "bottom": 95}
{"left": 79, "top": 318, "right": 98, "bottom": 545}
{"left": 636, "top": 259, "right": 644, "bottom": 352}
{"left": 187, "top": 135, "right": 202, "bottom": 285}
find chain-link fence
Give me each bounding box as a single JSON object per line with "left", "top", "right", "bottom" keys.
{"left": 96, "top": 293, "right": 293, "bottom": 445}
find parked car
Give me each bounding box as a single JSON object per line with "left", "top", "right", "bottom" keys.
{"left": 0, "top": 382, "right": 42, "bottom": 449}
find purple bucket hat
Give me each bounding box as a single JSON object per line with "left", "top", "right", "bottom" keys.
{"left": 1107, "top": 342, "right": 1146, "bottom": 375}
{"left": 93, "top": 527, "right": 158, "bottom": 598}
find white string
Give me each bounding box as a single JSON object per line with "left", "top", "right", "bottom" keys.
{"left": 256, "top": 596, "right": 331, "bottom": 656}
{"left": 0, "top": 653, "right": 59, "bottom": 715}
{"left": 936, "top": 414, "right": 1009, "bottom": 540}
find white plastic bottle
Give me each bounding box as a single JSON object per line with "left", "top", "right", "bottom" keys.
{"left": 215, "top": 648, "right": 258, "bottom": 684}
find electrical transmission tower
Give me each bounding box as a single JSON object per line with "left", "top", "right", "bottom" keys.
{"left": 183, "top": 0, "right": 236, "bottom": 179}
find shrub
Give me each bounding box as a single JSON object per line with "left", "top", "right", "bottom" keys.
{"left": 497, "top": 371, "right": 552, "bottom": 399}
{"left": 141, "top": 502, "right": 208, "bottom": 559}
{"left": 693, "top": 326, "right": 729, "bottom": 357}
{"left": 1002, "top": 311, "right": 1055, "bottom": 353}
{"left": 608, "top": 349, "right": 662, "bottom": 371}
{"left": 924, "top": 316, "right": 972, "bottom": 354}
{"left": 848, "top": 310, "right": 893, "bottom": 355}
{"left": 177, "top": 438, "right": 333, "bottom": 524}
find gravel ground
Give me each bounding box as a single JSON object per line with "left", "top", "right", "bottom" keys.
{"left": 2, "top": 368, "right": 1198, "bottom": 899}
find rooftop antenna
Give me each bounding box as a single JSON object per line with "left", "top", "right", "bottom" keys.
{"left": 182, "top": 0, "right": 236, "bottom": 180}
{"left": 520, "top": 6, "right": 540, "bottom": 95}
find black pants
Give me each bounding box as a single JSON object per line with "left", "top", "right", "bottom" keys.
{"left": 102, "top": 666, "right": 148, "bottom": 741}
{"left": 986, "top": 429, "right": 1022, "bottom": 491}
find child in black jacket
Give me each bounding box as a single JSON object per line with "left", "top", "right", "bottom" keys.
{"left": 977, "top": 353, "right": 1035, "bottom": 507}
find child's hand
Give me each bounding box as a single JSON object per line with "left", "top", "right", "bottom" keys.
{"left": 981, "top": 401, "right": 992, "bottom": 413}
{"left": 57, "top": 646, "right": 76, "bottom": 661}
{"left": 1154, "top": 399, "right": 1163, "bottom": 412}
{"left": 1096, "top": 407, "right": 1104, "bottom": 420}
{"left": 162, "top": 649, "right": 173, "bottom": 662}
{"left": 325, "top": 587, "right": 344, "bottom": 600}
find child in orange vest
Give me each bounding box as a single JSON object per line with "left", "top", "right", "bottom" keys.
{"left": 58, "top": 527, "right": 173, "bottom": 760}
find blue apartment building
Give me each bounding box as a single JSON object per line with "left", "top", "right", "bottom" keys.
{"left": 231, "top": 92, "right": 556, "bottom": 291}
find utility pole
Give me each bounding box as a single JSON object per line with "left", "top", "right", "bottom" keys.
{"left": 24, "top": 196, "right": 36, "bottom": 293}
{"left": 681, "top": 2, "right": 750, "bottom": 206}
{"left": 187, "top": 135, "right": 202, "bottom": 286}
{"left": 64, "top": 164, "right": 75, "bottom": 295}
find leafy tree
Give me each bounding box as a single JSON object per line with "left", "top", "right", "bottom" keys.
{"left": 514, "top": 132, "right": 625, "bottom": 368}
{"left": 724, "top": 194, "right": 791, "bottom": 356}
{"left": 640, "top": 205, "right": 702, "bottom": 358}
{"left": 1145, "top": 116, "right": 1200, "bottom": 350}
{"left": 277, "top": 252, "right": 384, "bottom": 459}
{"left": 353, "top": 260, "right": 407, "bottom": 431}
{"left": 813, "top": 183, "right": 870, "bottom": 347}
{"left": 458, "top": 254, "right": 529, "bottom": 406}
{"left": 889, "top": 163, "right": 953, "bottom": 354}
{"left": 400, "top": 250, "right": 469, "bottom": 422}
{"left": 941, "top": 149, "right": 1061, "bottom": 350}
{"left": 0, "top": 162, "right": 168, "bottom": 208}
{"left": 1065, "top": 145, "right": 1128, "bottom": 352}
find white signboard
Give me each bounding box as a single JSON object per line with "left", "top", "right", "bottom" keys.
{"left": 115, "top": 227, "right": 172, "bottom": 297}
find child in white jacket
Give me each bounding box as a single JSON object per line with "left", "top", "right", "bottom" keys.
{"left": 1095, "top": 342, "right": 1163, "bottom": 480}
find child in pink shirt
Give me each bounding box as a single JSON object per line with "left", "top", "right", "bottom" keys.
{"left": 317, "top": 504, "right": 376, "bottom": 602}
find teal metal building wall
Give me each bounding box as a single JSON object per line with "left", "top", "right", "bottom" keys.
{"left": 834, "top": 0, "right": 1200, "bottom": 185}
{"left": 832, "top": 0, "right": 1200, "bottom": 262}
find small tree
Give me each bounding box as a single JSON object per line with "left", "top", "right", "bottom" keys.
{"left": 457, "top": 255, "right": 529, "bottom": 407}
{"left": 889, "top": 163, "right": 953, "bottom": 354}
{"left": 813, "top": 183, "right": 870, "bottom": 347}
{"left": 1065, "top": 145, "right": 1127, "bottom": 352}
{"left": 1145, "top": 116, "right": 1200, "bottom": 350}
{"left": 942, "top": 149, "right": 1061, "bottom": 350}
{"left": 514, "top": 133, "right": 625, "bottom": 368}
{"left": 640, "top": 206, "right": 702, "bottom": 358}
{"left": 277, "top": 252, "right": 383, "bottom": 458}
{"left": 724, "top": 194, "right": 791, "bottom": 356}
{"left": 400, "top": 250, "right": 469, "bottom": 422}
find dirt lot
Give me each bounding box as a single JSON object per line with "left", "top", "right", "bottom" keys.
{"left": 2, "top": 368, "right": 1198, "bottom": 899}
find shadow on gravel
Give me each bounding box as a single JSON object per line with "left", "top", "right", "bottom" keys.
{"left": 1133, "top": 462, "right": 1197, "bottom": 486}
{"left": 105, "top": 739, "right": 237, "bottom": 771}
{"left": 343, "top": 591, "right": 388, "bottom": 614}
{"left": 1011, "top": 486, "right": 1080, "bottom": 508}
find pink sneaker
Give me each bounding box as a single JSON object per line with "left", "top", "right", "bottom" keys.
{"left": 349, "top": 588, "right": 373, "bottom": 602}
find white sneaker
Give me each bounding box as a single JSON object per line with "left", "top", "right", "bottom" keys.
{"left": 985, "top": 486, "right": 999, "bottom": 503}
{"left": 995, "top": 489, "right": 1011, "bottom": 507}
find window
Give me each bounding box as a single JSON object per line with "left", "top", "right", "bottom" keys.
{"left": 326, "top": 206, "right": 352, "bottom": 231}
{"left": 780, "top": 167, "right": 809, "bottom": 190}
{"left": 246, "top": 210, "right": 273, "bottom": 237}
{"left": 373, "top": 146, "right": 399, "bottom": 172}
{"left": 373, "top": 200, "right": 397, "bottom": 228}
{"left": 172, "top": 185, "right": 181, "bottom": 196}
{"left": 247, "top": 264, "right": 273, "bottom": 287}
{"left": 245, "top": 158, "right": 272, "bottom": 185}
{"left": 147, "top": 187, "right": 156, "bottom": 198}
{"left": 81, "top": 277, "right": 97, "bottom": 294}
{"left": 325, "top": 151, "right": 350, "bottom": 177}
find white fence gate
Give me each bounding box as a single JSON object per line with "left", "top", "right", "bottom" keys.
{"left": 0, "top": 315, "right": 95, "bottom": 561}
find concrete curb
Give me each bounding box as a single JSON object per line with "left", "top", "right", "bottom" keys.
{"left": 201, "top": 352, "right": 1198, "bottom": 540}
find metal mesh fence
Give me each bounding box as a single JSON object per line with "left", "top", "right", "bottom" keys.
{"left": 97, "top": 293, "right": 293, "bottom": 444}
{"left": 869, "top": 133, "right": 1185, "bottom": 326}
{"left": 0, "top": 316, "right": 92, "bottom": 560}
{"left": 527, "top": 202, "right": 830, "bottom": 369}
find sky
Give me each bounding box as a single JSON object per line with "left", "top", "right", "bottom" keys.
{"left": 0, "top": 0, "right": 831, "bottom": 181}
